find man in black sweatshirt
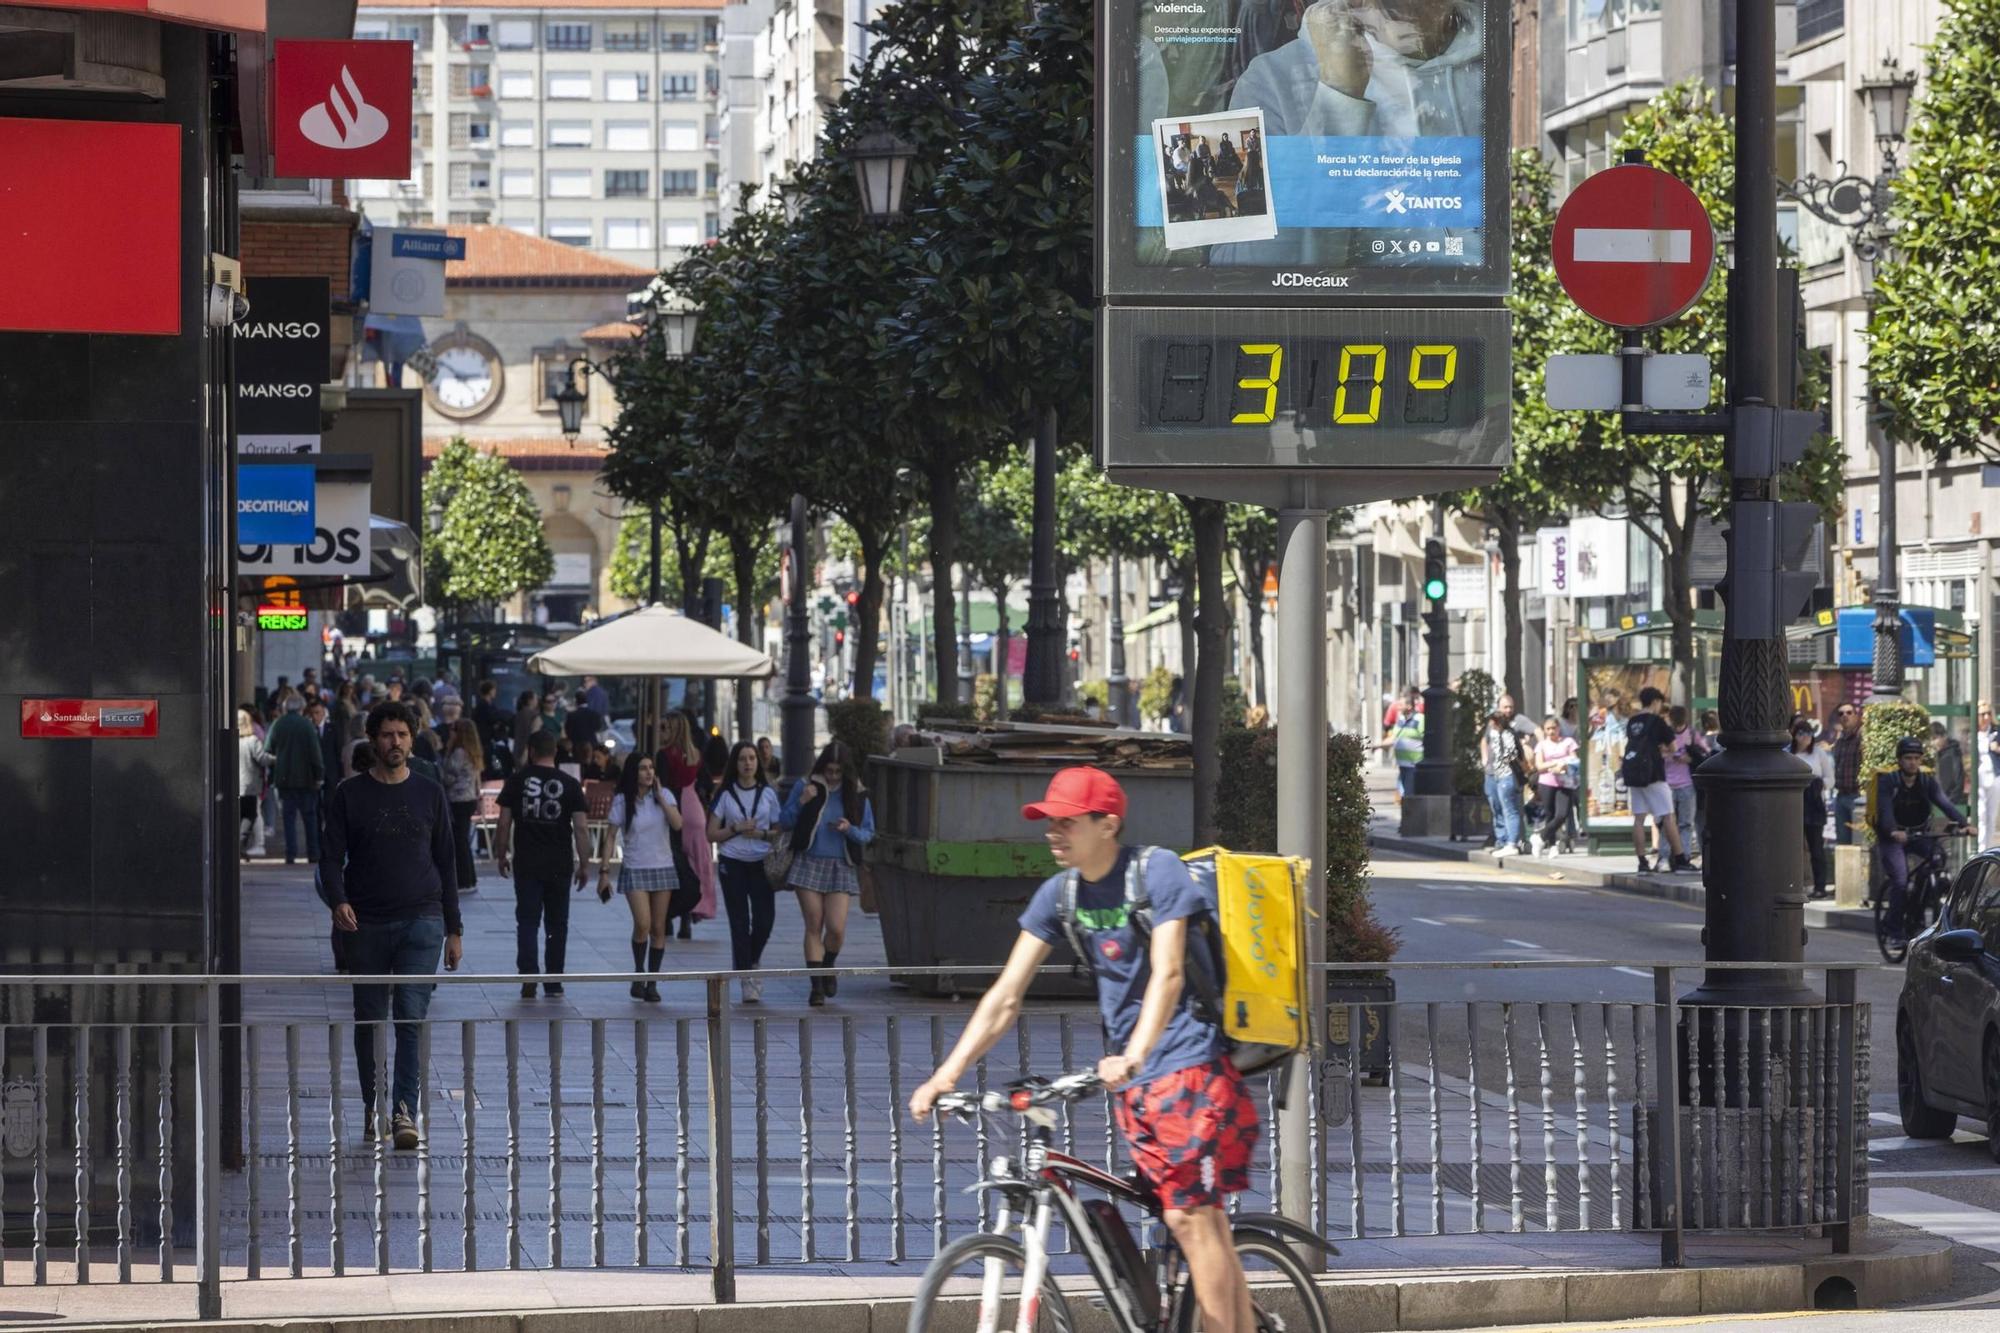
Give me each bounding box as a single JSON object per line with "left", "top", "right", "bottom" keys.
{"left": 322, "top": 700, "right": 463, "bottom": 1149}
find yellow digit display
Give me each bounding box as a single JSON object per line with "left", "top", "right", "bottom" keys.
{"left": 1333, "top": 344, "right": 1386, "bottom": 424}
{"left": 1230, "top": 344, "right": 1282, "bottom": 424}
{"left": 1409, "top": 344, "right": 1458, "bottom": 390}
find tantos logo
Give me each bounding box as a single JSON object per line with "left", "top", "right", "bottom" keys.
{"left": 1383, "top": 188, "right": 1463, "bottom": 214}
{"left": 299, "top": 66, "right": 390, "bottom": 151}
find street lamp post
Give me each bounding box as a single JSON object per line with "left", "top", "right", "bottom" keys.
{"left": 1777, "top": 57, "right": 1915, "bottom": 703}
{"left": 1108, "top": 556, "right": 1130, "bottom": 726}
{"left": 782, "top": 494, "right": 816, "bottom": 781}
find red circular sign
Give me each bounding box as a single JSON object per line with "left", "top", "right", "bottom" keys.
{"left": 1552, "top": 164, "right": 1716, "bottom": 329}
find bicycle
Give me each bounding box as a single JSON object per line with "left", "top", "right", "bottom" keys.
{"left": 1876, "top": 825, "right": 1971, "bottom": 964}
{"left": 909, "top": 1071, "right": 1333, "bottom": 1333}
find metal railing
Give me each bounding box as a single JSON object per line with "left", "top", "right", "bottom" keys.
{"left": 0, "top": 962, "right": 1870, "bottom": 1319}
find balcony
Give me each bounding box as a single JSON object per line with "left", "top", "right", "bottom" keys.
{"left": 1796, "top": 0, "right": 1842, "bottom": 44}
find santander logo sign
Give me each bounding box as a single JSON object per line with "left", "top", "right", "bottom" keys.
{"left": 273, "top": 40, "right": 412, "bottom": 179}
{"left": 298, "top": 65, "right": 390, "bottom": 151}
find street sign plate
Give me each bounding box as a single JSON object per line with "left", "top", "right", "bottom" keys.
{"left": 1552, "top": 164, "right": 1716, "bottom": 329}
{"left": 1543, "top": 353, "right": 1712, "bottom": 409}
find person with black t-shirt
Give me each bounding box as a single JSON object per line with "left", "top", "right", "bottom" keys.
{"left": 496, "top": 731, "right": 592, "bottom": 999}
{"left": 1622, "top": 687, "right": 1693, "bottom": 874}
{"left": 320, "top": 701, "right": 462, "bottom": 1150}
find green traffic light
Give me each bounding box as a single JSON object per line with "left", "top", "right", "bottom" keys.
{"left": 1424, "top": 577, "right": 1447, "bottom": 601}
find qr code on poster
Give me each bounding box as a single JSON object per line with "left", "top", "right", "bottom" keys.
{"left": 1444, "top": 236, "right": 1464, "bottom": 256}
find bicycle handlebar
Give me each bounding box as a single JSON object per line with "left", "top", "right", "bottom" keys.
{"left": 934, "top": 1071, "right": 1105, "bottom": 1120}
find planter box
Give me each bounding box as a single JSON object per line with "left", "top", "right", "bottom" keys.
{"left": 1449, "top": 792, "right": 1491, "bottom": 841}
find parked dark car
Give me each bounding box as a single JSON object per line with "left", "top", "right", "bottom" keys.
{"left": 1897, "top": 848, "right": 2000, "bottom": 1153}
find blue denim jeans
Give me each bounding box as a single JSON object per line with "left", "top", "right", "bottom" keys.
{"left": 1834, "top": 792, "right": 1861, "bottom": 846}
{"left": 280, "top": 786, "right": 321, "bottom": 862}
{"left": 347, "top": 915, "right": 444, "bottom": 1119}
{"left": 1397, "top": 765, "right": 1415, "bottom": 797}
{"left": 1484, "top": 771, "right": 1522, "bottom": 847}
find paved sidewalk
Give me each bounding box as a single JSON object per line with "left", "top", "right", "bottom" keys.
{"left": 1361, "top": 767, "right": 1877, "bottom": 938}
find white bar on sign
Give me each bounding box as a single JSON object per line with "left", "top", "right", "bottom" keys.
{"left": 1572, "top": 228, "right": 1692, "bottom": 263}
{"left": 1542, "top": 353, "right": 1620, "bottom": 410}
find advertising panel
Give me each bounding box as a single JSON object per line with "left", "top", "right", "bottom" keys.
{"left": 236, "top": 476, "right": 370, "bottom": 578}
{"left": 20, "top": 699, "right": 160, "bottom": 740}
{"left": 235, "top": 463, "right": 317, "bottom": 545}
{"left": 273, "top": 40, "right": 413, "bottom": 180}
{"left": 237, "top": 276, "right": 328, "bottom": 453}
{"left": 1578, "top": 660, "right": 1673, "bottom": 830}
{"left": 1100, "top": 0, "right": 1507, "bottom": 299}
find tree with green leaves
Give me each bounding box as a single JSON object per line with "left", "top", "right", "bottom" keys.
{"left": 422, "top": 437, "right": 554, "bottom": 618}
{"left": 1227, "top": 507, "right": 1278, "bottom": 708}
{"left": 1869, "top": 0, "right": 2000, "bottom": 459}
{"left": 960, "top": 454, "right": 1035, "bottom": 714}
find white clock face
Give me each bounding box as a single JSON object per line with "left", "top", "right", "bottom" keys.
{"left": 432, "top": 344, "right": 499, "bottom": 414}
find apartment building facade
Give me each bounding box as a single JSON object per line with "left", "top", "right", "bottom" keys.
{"left": 353, "top": 1, "right": 724, "bottom": 269}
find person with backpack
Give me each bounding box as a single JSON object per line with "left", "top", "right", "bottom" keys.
{"left": 909, "top": 765, "right": 1260, "bottom": 1333}
{"left": 779, "top": 741, "right": 875, "bottom": 1006}
{"left": 1624, "top": 687, "right": 1694, "bottom": 874}
{"left": 708, "top": 741, "right": 782, "bottom": 1003}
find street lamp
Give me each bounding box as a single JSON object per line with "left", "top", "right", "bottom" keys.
{"left": 555, "top": 358, "right": 596, "bottom": 441}
{"left": 848, "top": 126, "right": 916, "bottom": 222}
{"left": 1774, "top": 55, "right": 1920, "bottom": 703}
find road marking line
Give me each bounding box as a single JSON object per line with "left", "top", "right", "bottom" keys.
{"left": 1871, "top": 1185, "right": 2000, "bottom": 1251}
{"left": 1876, "top": 1167, "right": 2000, "bottom": 1179}
{"left": 1411, "top": 917, "right": 1446, "bottom": 927}
{"left": 1503, "top": 938, "right": 1542, "bottom": 950}
{"left": 1573, "top": 226, "right": 1693, "bottom": 263}
{"left": 1613, "top": 966, "right": 1651, "bottom": 979}
{"left": 1869, "top": 1129, "right": 1987, "bottom": 1153}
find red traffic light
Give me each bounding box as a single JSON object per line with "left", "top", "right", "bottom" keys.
{"left": 835, "top": 630, "right": 846, "bottom": 647}
{"left": 845, "top": 591, "right": 859, "bottom": 606}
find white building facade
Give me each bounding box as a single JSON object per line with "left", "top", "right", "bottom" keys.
{"left": 353, "top": 1, "right": 723, "bottom": 270}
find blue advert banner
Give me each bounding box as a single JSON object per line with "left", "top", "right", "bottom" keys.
{"left": 237, "top": 464, "right": 317, "bottom": 545}
{"left": 1137, "top": 134, "right": 1483, "bottom": 231}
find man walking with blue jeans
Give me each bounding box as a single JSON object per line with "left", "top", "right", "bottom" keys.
{"left": 266, "top": 693, "right": 325, "bottom": 864}
{"left": 321, "top": 701, "right": 463, "bottom": 1149}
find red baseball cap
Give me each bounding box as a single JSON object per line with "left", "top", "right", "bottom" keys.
{"left": 1022, "top": 766, "right": 1127, "bottom": 821}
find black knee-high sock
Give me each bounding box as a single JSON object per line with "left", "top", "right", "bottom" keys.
{"left": 631, "top": 938, "right": 646, "bottom": 971}
{"left": 647, "top": 944, "right": 666, "bottom": 973}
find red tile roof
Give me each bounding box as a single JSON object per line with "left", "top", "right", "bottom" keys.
{"left": 445, "top": 225, "right": 654, "bottom": 286}
{"left": 424, "top": 436, "right": 611, "bottom": 461}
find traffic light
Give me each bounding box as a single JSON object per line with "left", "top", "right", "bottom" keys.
{"left": 834, "top": 629, "right": 846, "bottom": 649}
{"left": 1726, "top": 402, "right": 1818, "bottom": 477}
{"left": 1422, "top": 540, "right": 1447, "bottom": 606}
{"left": 845, "top": 590, "right": 859, "bottom": 608}
{"left": 1716, "top": 500, "right": 1820, "bottom": 641}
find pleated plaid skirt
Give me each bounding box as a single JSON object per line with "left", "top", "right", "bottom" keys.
{"left": 786, "top": 853, "right": 858, "bottom": 895}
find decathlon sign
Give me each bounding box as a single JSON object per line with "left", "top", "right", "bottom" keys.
{"left": 238, "top": 474, "right": 370, "bottom": 578}
{"left": 236, "top": 463, "right": 316, "bottom": 545}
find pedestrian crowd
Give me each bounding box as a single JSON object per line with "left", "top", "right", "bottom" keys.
{"left": 242, "top": 656, "right": 875, "bottom": 1151}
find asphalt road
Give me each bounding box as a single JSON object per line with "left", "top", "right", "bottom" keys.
{"left": 1368, "top": 847, "right": 2000, "bottom": 1317}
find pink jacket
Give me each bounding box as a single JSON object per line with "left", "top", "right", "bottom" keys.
{"left": 678, "top": 785, "right": 718, "bottom": 920}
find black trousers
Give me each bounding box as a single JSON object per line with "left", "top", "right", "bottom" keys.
{"left": 514, "top": 872, "right": 572, "bottom": 977}
{"left": 1805, "top": 822, "right": 1829, "bottom": 894}
{"left": 449, "top": 798, "right": 479, "bottom": 889}
{"left": 1538, "top": 786, "right": 1576, "bottom": 844}
{"left": 718, "top": 857, "right": 777, "bottom": 971}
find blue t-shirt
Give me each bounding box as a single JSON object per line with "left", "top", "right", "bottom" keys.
{"left": 1019, "top": 847, "right": 1225, "bottom": 1085}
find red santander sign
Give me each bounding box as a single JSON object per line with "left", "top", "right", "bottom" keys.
{"left": 273, "top": 40, "right": 412, "bottom": 180}
{"left": 1552, "top": 164, "right": 1716, "bottom": 330}
{"left": 21, "top": 699, "right": 159, "bottom": 740}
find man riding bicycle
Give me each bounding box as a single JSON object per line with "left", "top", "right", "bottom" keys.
{"left": 1876, "top": 734, "right": 1971, "bottom": 941}
{"left": 910, "top": 766, "right": 1260, "bottom": 1333}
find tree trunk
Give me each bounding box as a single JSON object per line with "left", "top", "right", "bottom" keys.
{"left": 1176, "top": 575, "right": 1196, "bottom": 720}
{"left": 992, "top": 586, "right": 1011, "bottom": 721}
{"left": 1497, "top": 509, "right": 1526, "bottom": 709}
{"left": 1241, "top": 544, "right": 1270, "bottom": 708}
{"left": 731, "top": 526, "right": 758, "bottom": 740}
{"left": 851, "top": 522, "right": 888, "bottom": 703}
{"left": 925, "top": 455, "right": 961, "bottom": 706}
{"left": 1186, "top": 498, "right": 1229, "bottom": 846}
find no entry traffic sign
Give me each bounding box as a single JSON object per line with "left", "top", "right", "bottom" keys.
{"left": 1552, "top": 164, "right": 1716, "bottom": 329}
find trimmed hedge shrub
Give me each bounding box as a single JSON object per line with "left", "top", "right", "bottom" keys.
{"left": 1453, "top": 670, "right": 1496, "bottom": 797}
{"left": 1860, "top": 698, "right": 1931, "bottom": 844}
{"left": 1214, "top": 726, "right": 1399, "bottom": 965}
{"left": 1139, "top": 665, "right": 1176, "bottom": 722}
{"left": 827, "top": 698, "right": 889, "bottom": 759}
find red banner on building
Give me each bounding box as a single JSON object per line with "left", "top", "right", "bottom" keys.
{"left": 0, "top": 119, "right": 181, "bottom": 336}
{"left": 2, "top": 0, "right": 263, "bottom": 29}
{"left": 273, "top": 40, "right": 413, "bottom": 180}
{"left": 21, "top": 700, "right": 160, "bottom": 740}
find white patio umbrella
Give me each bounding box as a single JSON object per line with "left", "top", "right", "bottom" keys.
{"left": 527, "top": 603, "right": 774, "bottom": 679}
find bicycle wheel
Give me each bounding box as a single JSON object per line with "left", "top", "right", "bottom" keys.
{"left": 1174, "top": 1230, "right": 1331, "bottom": 1333}
{"left": 1876, "top": 898, "right": 1909, "bottom": 965}
{"left": 910, "top": 1232, "right": 1074, "bottom": 1333}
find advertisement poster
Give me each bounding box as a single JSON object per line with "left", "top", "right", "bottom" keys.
{"left": 1109, "top": 0, "right": 1503, "bottom": 295}
{"left": 1579, "top": 661, "right": 1672, "bottom": 827}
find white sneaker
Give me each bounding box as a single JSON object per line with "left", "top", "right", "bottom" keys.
{"left": 1493, "top": 843, "right": 1515, "bottom": 858}
{"left": 740, "top": 977, "right": 762, "bottom": 1004}
{"left": 1528, "top": 831, "right": 1545, "bottom": 857}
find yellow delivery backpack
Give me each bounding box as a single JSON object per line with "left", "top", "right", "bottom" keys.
{"left": 1056, "top": 846, "right": 1308, "bottom": 1075}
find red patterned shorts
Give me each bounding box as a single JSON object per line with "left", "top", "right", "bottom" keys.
{"left": 1113, "top": 1057, "right": 1260, "bottom": 1212}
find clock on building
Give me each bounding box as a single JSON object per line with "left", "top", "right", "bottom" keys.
{"left": 422, "top": 329, "right": 504, "bottom": 419}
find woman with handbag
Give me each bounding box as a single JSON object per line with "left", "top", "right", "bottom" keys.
{"left": 708, "top": 741, "right": 782, "bottom": 1003}
{"left": 779, "top": 741, "right": 875, "bottom": 1006}
{"left": 599, "top": 755, "right": 684, "bottom": 1002}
